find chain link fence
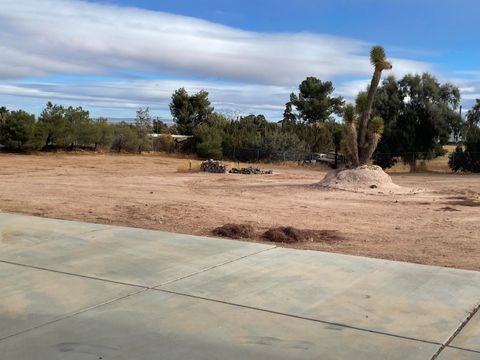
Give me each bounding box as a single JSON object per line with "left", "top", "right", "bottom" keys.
{"left": 217, "top": 148, "right": 480, "bottom": 172}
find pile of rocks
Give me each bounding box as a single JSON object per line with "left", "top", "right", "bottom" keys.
{"left": 200, "top": 159, "right": 228, "bottom": 173}
{"left": 229, "top": 167, "right": 273, "bottom": 175}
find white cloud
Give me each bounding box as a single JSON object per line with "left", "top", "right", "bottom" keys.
{"left": 0, "top": 0, "right": 431, "bottom": 85}
{"left": 0, "top": 0, "right": 440, "bottom": 118}
{"left": 0, "top": 79, "right": 295, "bottom": 119}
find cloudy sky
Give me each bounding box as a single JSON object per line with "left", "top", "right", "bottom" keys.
{"left": 1, "top": 0, "right": 479, "bottom": 120}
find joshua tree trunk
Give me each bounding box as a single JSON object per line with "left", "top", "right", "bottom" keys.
{"left": 365, "top": 132, "right": 382, "bottom": 163}
{"left": 346, "top": 122, "right": 359, "bottom": 167}
{"left": 358, "top": 67, "right": 382, "bottom": 165}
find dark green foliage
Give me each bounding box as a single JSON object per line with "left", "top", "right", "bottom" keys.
{"left": 169, "top": 88, "right": 214, "bottom": 135}
{"left": 373, "top": 73, "right": 462, "bottom": 169}
{"left": 194, "top": 123, "right": 224, "bottom": 159}
{"left": 134, "top": 107, "right": 153, "bottom": 152}
{"left": 467, "top": 99, "right": 480, "bottom": 126}
{"left": 37, "top": 102, "right": 91, "bottom": 149}
{"left": 0, "top": 106, "right": 8, "bottom": 125}
{"left": 91, "top": 117, "right": 114, "bottom": 150}
{"left": 449, "top": 123, "right": 480, "bottom": 172}
{"left": 281, "top": 102, "right": 297, "bottom": 126}
{"left": 152, "top": 118, "right": 170, "bottom": 134}
{"left": 0, "top": 110, "right": 41, "bottom": 151}
{"left": 289, "top": 77, "right": 344, "bottom": 123}
{"left": 111, "top": 122, "right": 142, "bottom": 153}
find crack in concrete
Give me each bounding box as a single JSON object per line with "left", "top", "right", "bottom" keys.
{"left": 153, "top": 287, "right": 446, "bottom": 348}
{"left": 430, "top": 302, "right": 480, "bottom": 359}
{"left": 0, "top": 288, "right": 147, "bottom": 343}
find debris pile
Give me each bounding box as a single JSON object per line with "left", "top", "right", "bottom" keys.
{"left": 200, "top": 159, "right": 227, "bottom": 173}
{"left": 262, "top": 226, "right": 343, "bottom": 244}
{"left": 229, "top": 167, "right": 273, "bottom": 175}
{"left": 212, "top": 223, "right": 255, "bottom": 239}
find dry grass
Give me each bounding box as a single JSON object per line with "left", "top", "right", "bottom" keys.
{"left": 176, "top": 160, "right": 202, "bottom": 173}
{"left": 387, "top": 146, "right": 455, "bottom": 174}
{"left": 212, "top": 223, "right": 255, "bottom": 239}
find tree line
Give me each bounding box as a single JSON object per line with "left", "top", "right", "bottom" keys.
{"left": 1, "top": 47, "right": 479, "bottom": 172}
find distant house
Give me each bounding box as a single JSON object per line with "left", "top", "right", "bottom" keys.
{"left": 448, "top": 131, "right": 462, "bottom": 144}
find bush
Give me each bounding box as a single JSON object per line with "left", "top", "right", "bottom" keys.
{"left": 449, "top": 148, "right": 480, "bottom": 172}
{"left": 0, "top": 110, "right": 42, "bottom": 151}
{"left": 449, "top": 126, "right": 480, "bottom": 172}
{"left": 153, "top": 134, "right": 175, "bottom": 153}
{"left": 111, "top": 123, "right": 142, "bottom": 152}
{"left": 193, "top": 123, "right": 224, "bottom": 159}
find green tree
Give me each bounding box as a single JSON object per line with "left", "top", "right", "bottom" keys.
{"left": 169, "top": 88, "right": 214, "bottom": 135}
{"left": 38, "top": 102, "right": 67, "bottom": 148}
{"left": 134, "top": 107, "right": 153, "bottom": 152}
{"left": 65, "top": 106, "right": 91, "bottom": 148}
{"left": 193, "top": 123, "right": 224, "bottom": 159}
{"left": 281, "top": 101, "right": 297, "bottom": 127}
{"left": 467, "top": 99, "right": 480, "bottom": 126}
{"left": 91, "top": 117, "right": 114, "bottom": 150}
{"left": 0, "top": 110, "right": 40, "bottom": 151}
{"left": 346, "top": 46, "right": 392, "bottom": 166}
{"left": 290, "top": 77, "right": 344, "bottom": 124}
{"left": 111, "top": 122, "right": 141, "bottom": 153}
{"left": 373, "top": 73, "right": 461, "bottom": 169}
{"left": 152, "top": 117, "right": 170, "bottom": 134}
{"left": 449, "top": 124, "right": 480, "bottom": 172}
{"left": 0, "top": 107, "right": 9, "bottom": 125}
{"left": 327, "top": 121, "right": 344, "bottom": 169}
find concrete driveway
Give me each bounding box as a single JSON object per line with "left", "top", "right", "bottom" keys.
{"left": 0, "top": 213, "right": 479, "bottom": 359}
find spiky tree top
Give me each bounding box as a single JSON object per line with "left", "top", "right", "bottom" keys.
{"left": 355, "top": 45, "right": 392, "bottom": 165}
{"left": 370, "top": 46, "right": 392, "bottom": 70}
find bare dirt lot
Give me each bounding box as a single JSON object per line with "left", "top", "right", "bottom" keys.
{"left": 1, "top": 153, "right": 479, "bottom": 270}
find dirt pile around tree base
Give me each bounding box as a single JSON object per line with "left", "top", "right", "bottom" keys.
{"left": 315, "top": 165, "right": 417, "bottom": 194}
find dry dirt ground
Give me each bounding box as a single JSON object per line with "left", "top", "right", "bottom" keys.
{"left": 1, "top": 153, "right": 479, "bottom": 271}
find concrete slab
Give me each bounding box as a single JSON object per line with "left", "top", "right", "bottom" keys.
{"left": 448, "top": 311, "right": 480, "bottom": 352}
{"left": 0, "top": 212, "right": 109, "bottom": 240}
{"left": 0, "top": 289, "right": 440, "bottom": 360}
{"left": 437, "top": 348, "right": 480, "bottom": 359}
{"left": 0, "top": 261, "right": 138, "bottom": 340}
{"left": 162, "top": 247, "right": 480, "bottom": 345}
{"left": 0, "top": 213, "right": 273, "bottom": 287}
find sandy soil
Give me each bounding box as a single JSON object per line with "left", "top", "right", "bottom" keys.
{"left": 1, "top": 152, "right": 479, "bottom": 271}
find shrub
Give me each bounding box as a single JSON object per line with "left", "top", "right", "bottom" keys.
{"left": 111, "top": 123, "right": 142, "bottom": 152}
{"left": 193, "top": 123, "right": 224, "bottom": 159}
{"left": 0, "top": 110, "right": 41, "bottom": 151}
{"left": 154, "top": 134, "right": 175, "bottom": 153}
{"left": 449, "top": 126, "right": 480, "bottom": 172}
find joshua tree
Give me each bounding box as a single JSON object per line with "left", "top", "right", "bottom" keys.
{"left": 346, "top": 46, "right": 392, "bottom": 167}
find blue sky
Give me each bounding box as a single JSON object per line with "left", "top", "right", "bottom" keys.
{"left": 1, "top": 0, "right": 479, "bottom": 120}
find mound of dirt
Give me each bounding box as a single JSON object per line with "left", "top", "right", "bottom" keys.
{"left": 315, "top": 165, "right": 414, "bottom": 194}
{"left": 212, "top": 223, "right": 255, "bottom": 239}
{"left": 262, "top": 226, "right": 343, "bottom": 244}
